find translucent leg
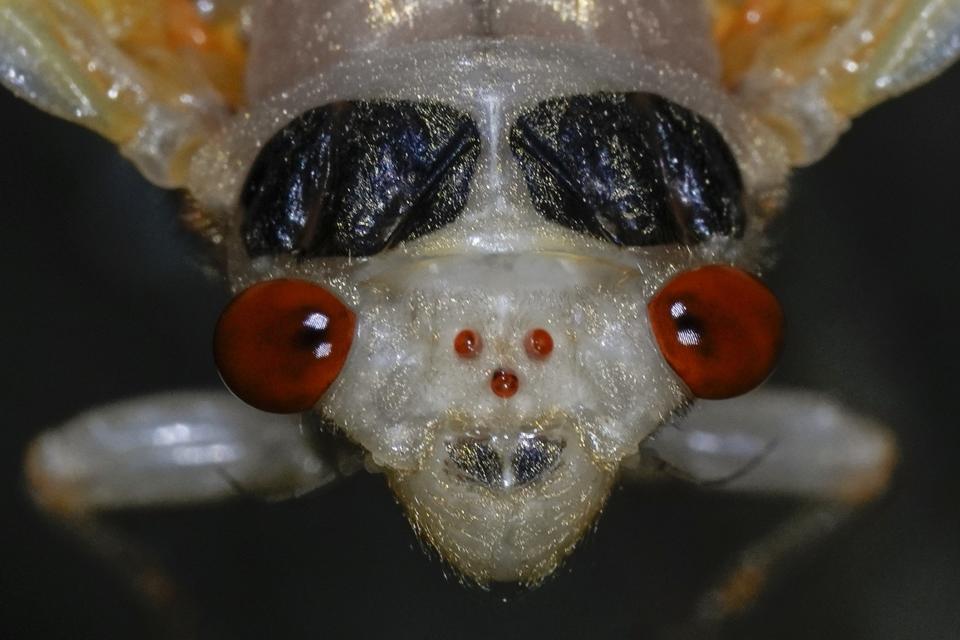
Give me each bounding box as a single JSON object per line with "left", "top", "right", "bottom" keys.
{"left": 632, "top": 388, "right": 897, "bottom": 637}
{"left": 639, "top": 388, "right": 896, "bottom": 503}
{"left": 24, "top": 390, "right": 351, "bottom": 639}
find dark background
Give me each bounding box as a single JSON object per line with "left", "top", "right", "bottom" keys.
{"left": 1, "top": 63, "right": 958, "bottom": 639}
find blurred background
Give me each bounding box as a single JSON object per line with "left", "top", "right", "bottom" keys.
{"left": 0, "top": 62, "right": 958, "bottom": 639}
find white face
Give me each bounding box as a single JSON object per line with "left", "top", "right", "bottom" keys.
{"left": 193, "top": 41, "right": 785, "bottom": 584}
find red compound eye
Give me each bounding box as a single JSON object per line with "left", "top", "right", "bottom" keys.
{"left": 525, "top": 328, "right": 554, "bottom": 360}
{"left": 214, "top": 279, "right": 356, "bottom": 413}
{"left": 647, "top": 265, "right": 784, "bottom": 400}
{"left": 454, "top": 329, "right": 483, "bottom": 359}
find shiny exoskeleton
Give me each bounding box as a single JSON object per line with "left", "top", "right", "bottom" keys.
{"left": 243, "top": 101, "right": 481, "bottom": 257}
{"left": 3, "top": 0, "right": 957, "bottom": 621}
{"left": 511, "top": 92, "right": 746, "bottom": 246}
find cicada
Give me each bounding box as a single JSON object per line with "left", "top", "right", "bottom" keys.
{"left": 2, "top": 0, "right": 958, "bottom": 634}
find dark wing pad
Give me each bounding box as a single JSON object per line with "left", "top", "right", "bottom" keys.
{"left": 510, "top": 93, "right": 746, "bottom": 247}
{"left": 242, "top": 101, "right": 481, "bottom": 258}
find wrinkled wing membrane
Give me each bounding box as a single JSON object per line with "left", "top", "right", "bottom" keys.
{"left": 710, "top": 0, "right": 960, "bottom": 165}
{"left": 0, "top": 0, "right": 249, "bottom": 186}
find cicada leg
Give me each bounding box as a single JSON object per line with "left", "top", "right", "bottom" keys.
{"left": 24, "top": 390, "right": 354, "bottom": 638}
{"left": 634, "top": 388, "right": 896, "bottom": 637}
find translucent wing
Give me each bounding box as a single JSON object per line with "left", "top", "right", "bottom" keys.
{"left": 0, "top": 0, "right": 249, "bottom": 186}
{"left": 709, "top": 0, "right": 960, "bottom": 165}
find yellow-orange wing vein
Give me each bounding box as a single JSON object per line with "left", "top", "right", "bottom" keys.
{"left": 0, "top": 0, "right": 249, "bottom": 186}
{"left": 709, "top": 0, "right": 960, "bottom": 164}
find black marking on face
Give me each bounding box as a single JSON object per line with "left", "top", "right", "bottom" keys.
{"left": 512, "top": 436, "right": 564, "bottom": 487}
{"left": 510, "top": 92, "right": 746, "bottom": 246}
{"left": 242, "top": 100, "right": 481, "bottom": 258}
{"left": 447, "top": 439, "right": 503, "bottom": 486}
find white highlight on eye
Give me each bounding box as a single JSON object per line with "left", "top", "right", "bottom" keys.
{"left": 670, "top": 301, "right": 687, "bottom": 319}
{"left": 304, "top": 312, "right": 333, "bottom": 357}
{"left": 304, "top": 312, "right": 330, "bottom": 331}
{"left": 677, "top": 328, "right": 701, "bottom": 347}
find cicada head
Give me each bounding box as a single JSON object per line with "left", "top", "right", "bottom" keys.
{"left": 193, "top": 41, "right": 789, "bottom": 583}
